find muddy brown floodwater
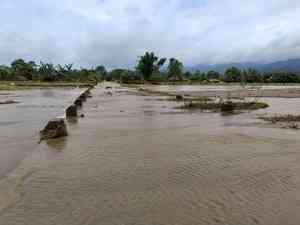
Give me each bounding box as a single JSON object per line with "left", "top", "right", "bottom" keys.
{"left": 0, "top": 88, "right": 83, "bottom": 177}
{"left": 0, "top": 83, "right": 300, "bottom": 225}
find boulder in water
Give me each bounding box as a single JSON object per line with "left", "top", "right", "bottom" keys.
{"left": 40, "top": 118, "right": 68, "bottom": 140}
{"left": 79, "top": 93, "right": 87, "bottom": 102}
{"left": 66, "top": 104, "right": 77, "bottom": 117}
{"left": 74, "top": 99, "right": 82, "bottom": 107}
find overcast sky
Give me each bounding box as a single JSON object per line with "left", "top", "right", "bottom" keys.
{"left": 0, "top": 0, "right": 300, "bottom": 68}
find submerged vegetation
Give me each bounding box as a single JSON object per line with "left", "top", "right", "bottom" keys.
{"left": 180, "top": 100, "right": 269, "bottom": 112}
{"left": 259, "top": 114, "right": 300, "bottom": 130}
{"left": 259, "top": 114, "right": 300, "bottom": 123}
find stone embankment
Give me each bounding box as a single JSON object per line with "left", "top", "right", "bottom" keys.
{"left": 39, "top": 85, "right": 95, "bottom": 141}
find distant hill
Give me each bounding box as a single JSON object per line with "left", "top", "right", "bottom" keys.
{"left": 188, "top": 58, "right": 300, "bottom": 73}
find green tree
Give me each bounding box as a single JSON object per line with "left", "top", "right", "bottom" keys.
{"left": 108, "top": 69, "right": 126, "bottom": 81}
{"left": 183, "top": 71, "right": 192, "bottom": 79}
{"left": 224, "top": 67, "right": 242, "bottom": 82}
{"left": 206, "top": 70, "right": 220, "bottom": 80}
{"left": 120, "top": 70, "right": 141, "bottom": 82}
{"left": 167, "top": 58, "right": 184, "bottom": 81}
{"left": 245, "top": 68, "right": 262, "bottom": 83}
{"left": 56, "top": 64, "right": 74, "bottom": 81}
{"left": 262, "top": 72, "right": 272, "bottom": 83}
{"left": 0, "top": 65, "right": 13, "bottom": 80}
{"left": 11, "top": 59, "right": 36, "bottom": 80}
{"left": 39, "top": 62, "right": 57, "bottom": 81}
{"left": 136, "top": 52, "right": 166, "bottom": 81}
{"left": 95, "top": 65, "right": 107, "bottom": 80}
{"left": 190, "top": 70, "right": 206, "bottom": 81}
{"left": 270, "top": 72, "right": 300, "bottom": 83}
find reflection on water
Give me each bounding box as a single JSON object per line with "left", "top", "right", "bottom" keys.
{"left": 0, "top": 83, "right": 300, "bottom": 225}
{"left": 44, "top": 138, "right": 67, "bottom": 152}
{"left": 0, "top": 87, "right": 83, "bottom": 177}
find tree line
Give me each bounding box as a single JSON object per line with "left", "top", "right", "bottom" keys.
{"left": 0, "top": 59, "right": 106, "bottom": 82}
{"left": 1, "top": 52, "right": 300, "bottom": 83}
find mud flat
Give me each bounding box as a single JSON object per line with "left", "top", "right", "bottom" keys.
{"left": 135, "top": 84, "right": 300, "bottom": 98}
{"left": 0, "top": 82, "right": 300, "bottom": 225}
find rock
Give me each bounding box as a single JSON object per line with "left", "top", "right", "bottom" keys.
{"left": 79, "top": 93, "right": 87, "bottom": 102}
{"left": 85, "top": 90, "right": 92, "bottom": 98}
{"left": 175, "top": 95, "right": 184, "bottom": 100}
{"left": 80, "top": 114, "right": 85, "bottom": 118}
{"left": 40, "top": 118, "right": 68, "bottom": 140}
{"left": 66, "top": 104, "right": 77, "bottom": 117}
{"left": 0, "top": 100, "right": 19, "bottom": 105}
{"left": 105, "top": 86, "right": 112, "bottom": 89}
{"left": 74, "top": 99, "right": 82, "bottom": 107}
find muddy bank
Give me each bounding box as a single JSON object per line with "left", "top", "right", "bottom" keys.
{"left": 133, "top": 84, "right": 300, "bottom": 98}
{"left": 179, "top": 100, "right": 269, "bottom": 111}
{"left": 0, "top": 100, "right": 19, "bottom": 105}
{"left": 0, "top": 82, "right": 95, "bottom": 91}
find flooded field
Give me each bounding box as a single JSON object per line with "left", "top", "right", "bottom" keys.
{"left": 144, "top": 84, "right": 300, "bottom": 98}
{"left": 0, "top": 88, "right": 83, "bottom": 177}
{"left": 0, "top": 83, "right": 300, "bottom": 225}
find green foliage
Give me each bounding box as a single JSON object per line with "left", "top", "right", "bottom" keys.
{"left": 120, "top": 70, "right": 141, "bottom": 82}
{"left": 38, "top": 62, "right": 57, "bottom": 81}
{"left": 183, "top": 71, "right": 192, "bottom": 79}
{"left": 136, "top": 52, "right": 166, "bottom": 81}
{"left": 1, "top": 56, "right": 300, "bottom": 84}
{"left": 224, "top": 67, "right": 242, "bottom": 82}
{"left": 11, "top": 59, "right": 37, "bottom": 80}
{"left": 206, "top": 70, "right": 220, "bottom": 80}
{"left": 108, "top": 69, "right": 126, "bottom": 81}
{"left": 167, "top": 58, "right": 184, "bottom": 81}
{"left": 269, "top": 72, "right": 300, "bottom": 83}
{"left": 95, "top": 65, "right": 107, "bottom": 80}
{"left": 0, "top": 65, "right": 13, "bottom": 80}
{"left": 189, "top": 70, "right": 206, "bottom": 81}
{"left": 242, "top": 68, "right": 262, "bottom": 83}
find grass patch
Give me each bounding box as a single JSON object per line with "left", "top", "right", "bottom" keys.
{"left": 259, "top": 114, "right": 300, "bottom": 123}
{"left": 179, "top": 101, "right": 269, "bottom": 112}
{"left": 0, "top": 83, "right": 31, "bottom": 91}
{"left": 0, "top": 82, "right": 94, "bottom": 91}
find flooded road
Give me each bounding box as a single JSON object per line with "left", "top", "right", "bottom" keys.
{"left": 0, "top": 88, "right": 83, "bottom": 177}
{"left": 1, "top": 83, "right": 300, "bottom": 225}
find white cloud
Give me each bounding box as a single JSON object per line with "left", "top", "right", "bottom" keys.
{"left": 0, "top": 0, "right": 300, "bottom": 68}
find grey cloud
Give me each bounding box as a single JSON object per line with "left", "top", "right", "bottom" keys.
{"left": 0, "top": 0, "right": 300, "bottom": 68}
